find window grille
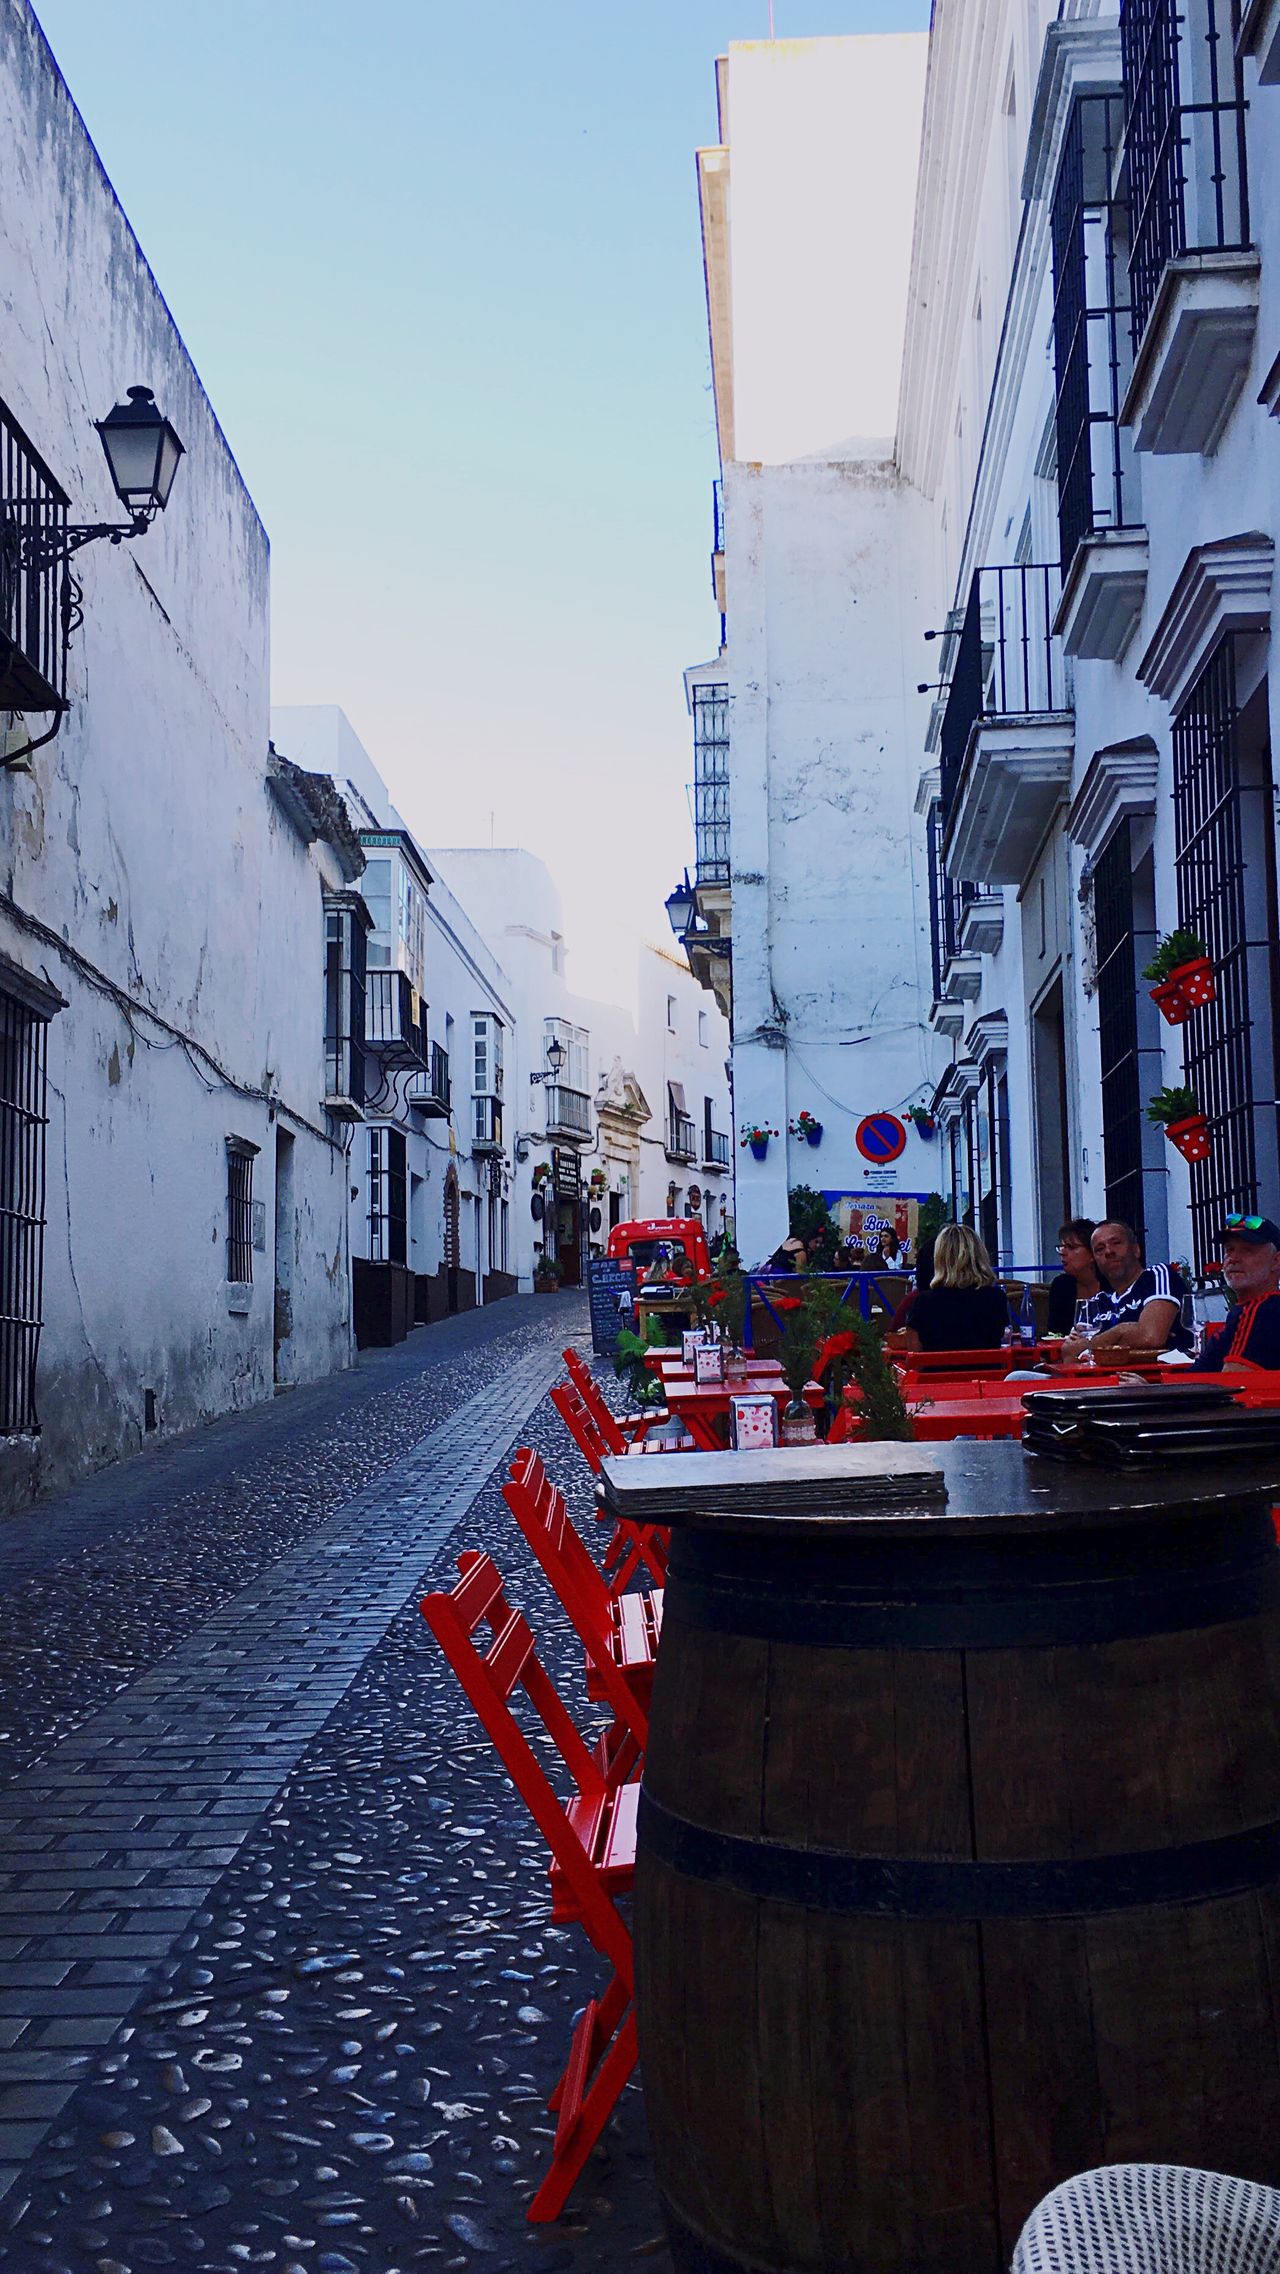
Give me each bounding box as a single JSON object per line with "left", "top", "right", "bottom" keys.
{"left": 324, "top": 896, "right": 368, "bottom": 1112}
{"left": 0, "top": 988, "right": 50, "bottom": 1434}
{"left": 926, "top": 801, "right": 975, "bottom": 997}
{"left": 1121, "top": 0, "right": 1249, "bottom": 346}
{"left": 0, "top": 396, "right": 71, "bottom": 721}
{"left": 1093, "top": 820, "right": 1148, "bottom": 1244}
{"left": 1173, "top": 639, "right": 1277, "bottom": 1271}
{"left": 1050, "top": 93, "right": 1138, "bottom": 574}
{"left": 939, "top": 565, "right": 1065, "bottom": 828}
{"left": 368, "top": 1126, "right": 407, "bottom": 1265}
{"left": 226, "top": 1141, "right": 257, "bottom": 1283}
{"left": 692, "top": 683, "right": 730, "bottom": 886}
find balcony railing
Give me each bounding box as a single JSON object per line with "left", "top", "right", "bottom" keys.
{"left": 409, "top": 1041, "right": 450, "bottom": 1118}
{"left": 939, "top": 564, "right": 1067, "bottom": 827}
{"left": 703, "top": 1126, "right": 730, "bottom": 1169}
{"left": 927, "top": 802, "right": 977, "bottom": 997}
{"left": 1051, "top": 92, "right": 1140, "bottom": 575}
{"left": 692, "top": 681, "right": 730, "bottom": 887}
{"left": 366, "top": 969, "right": 428, "bottom": 1063}
{"left": 1122, "top": 0, "right": 1249, "bottom": 346}
{"left": 0, "top": 399, "right": 71, "bottom": 717}
{"left": 667, "top": 1111, "right": 697, "bottom": 1162}
{"left": 544, "top": 1083, "right": 592, "bottom": 1138}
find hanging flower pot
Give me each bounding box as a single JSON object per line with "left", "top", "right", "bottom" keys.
{"left": 906, "top": 1106, "right": 936, "bottom": 1140}
{"left": 1143, "top": 930, "right": 1215, "bottom": 1025}
{"left": 740, "top": 1122, "right": 778, "bottom": 1163}
{"left": 789, "top": 1111, "right": 823, "bottom": 1147}
{"left": 1150, "top": 956, "right": 1217, "bottom": 1025}
{"left": 1167, "top": 1113, "right": 1213, "bottom": 1163}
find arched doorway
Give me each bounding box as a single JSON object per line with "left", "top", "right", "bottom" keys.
{"left": 443, "top": 1164, "right": 461, "bottom": 1314}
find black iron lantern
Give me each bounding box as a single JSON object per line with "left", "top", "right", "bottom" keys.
{"left": 95, "top": 387, "right": 184, "bottom": 522}
{"left": 665, "top": 869, "right": 695, "bottom": 939}
{"left": 545, "top": 1034, "right": 566, "bottom": 1078}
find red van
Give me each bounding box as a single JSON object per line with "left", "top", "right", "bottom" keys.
{"left": 605, "top": 1217, "right": 713, "bottom": 1282}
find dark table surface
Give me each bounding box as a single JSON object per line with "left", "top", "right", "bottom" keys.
{"left": 600, "top": 1436, "right": 1280, "bottom": 1538}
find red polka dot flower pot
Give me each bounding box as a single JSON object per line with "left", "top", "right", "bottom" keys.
{"left": 1167, "top": 1113, "right": 1213, "bottom": 1164}
{"left": 1150, "top": 956, "right": 1216, "bottom": 1026}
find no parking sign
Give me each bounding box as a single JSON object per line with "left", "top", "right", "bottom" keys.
{"left": 855, "top": 1114, "right": 907, "bottom": 1165}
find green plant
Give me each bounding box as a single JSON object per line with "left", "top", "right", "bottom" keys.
{"left": 533, "top": 1252, "right": 559, "bottom": 1284}
{"left": 614, "top": 1326, "right": 665, "bottom": 1407}
{"left": 846, "top": 1314, "right": 914, "bottom": 1440}
{"left": 906, "top": 1104, "right": 935, "bottom": 1129}
{"left": 1142, "top": 929, "right": 1208, "bottom": 984}
{"left": 1146, "top": 1083, "right": 1201, "bottom": 1127}
{"left": 777, "top": 1275, "right": 845, "bottom": 1397}
{"left": 787, "top": 1184, "right": 840, "bottom": 1272}
{"left": 710, "top": 1260, "right": 747, "bottom": 1351}
{"left": 916, "top": 1194, "right": 948, "bottom": 1249}
{"left": 740, "top": 1121, "right": 778, "bottom": 1149}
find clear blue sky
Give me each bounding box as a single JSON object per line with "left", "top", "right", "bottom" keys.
{"left": 33, "top": 0, "right": 929, "bottom": 1007}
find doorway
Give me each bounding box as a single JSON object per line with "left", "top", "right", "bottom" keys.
{"left": 1031, "top": 977, "right": 1070, "bottom": 1262}
{"left": 273, "top": 1128, "right": 295, "bottom": 1386}
{"left": 444, "top": 1165, "right": 460, "bottom": 1313}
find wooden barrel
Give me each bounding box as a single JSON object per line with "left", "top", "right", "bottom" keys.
{"left": 631, "top": 1443, "right": 1280, "bottom": 2274}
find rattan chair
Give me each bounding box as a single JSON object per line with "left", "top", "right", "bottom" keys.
{"left": 1012, "top": 2164, "right": 1280, "bottom": 2274}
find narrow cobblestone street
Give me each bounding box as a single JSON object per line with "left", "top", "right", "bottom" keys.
{"left": 0, "top": 1298, "right": 672, "bottom": 2274}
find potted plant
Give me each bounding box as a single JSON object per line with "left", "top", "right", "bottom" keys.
{"left": 533, "top": 1252, "right": 560, "bottom": 1294}
{"left": 1142, "top": 929, "right": 1215, "bottom": 1025}
{"left": 589, "top": 1167, "right": 608, "bottom": 1194}
{"left": 1146, "top": 1083, "right": 1212, "bottom": 1162}
{"left": 906, "top": 1103, "right": 936, "bottom": 1140}
{"left": 789, "top": 1109, "right": 824, "bottom": 1147}
{"left": 740, "top": 1120, "right": 778, "bottom": 1162}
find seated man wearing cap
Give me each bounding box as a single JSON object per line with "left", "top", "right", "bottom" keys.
{"left": 1191, "top": 1213, "right": 1280, "bottom": 1371}
{"left": 1060, "top": 1219, "right": 1193, "bottom": 1361}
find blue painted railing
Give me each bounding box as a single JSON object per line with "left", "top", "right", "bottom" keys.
{"left": 741, "top": 1268, "right": 1052, "bottom": 1348}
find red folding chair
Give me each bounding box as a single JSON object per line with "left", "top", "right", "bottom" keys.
{"left": 562, "top": 1347, "right": 665, "bottom": 1446}
{"left": 551, "top": 1376, "right": 618, "bottom": 1472}
{"left": 503, "top": 1446, "right": 659, "bottom": 1739}
{"left": 420, "top": 1552, "right": 637, "bottom": 2222}
{"left": 550, "top": 1380, "right": 670, "bottom": 1593}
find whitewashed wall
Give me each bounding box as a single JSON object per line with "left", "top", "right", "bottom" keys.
{"left": 0, "top": 1, "right": 352, "bottom": 1508}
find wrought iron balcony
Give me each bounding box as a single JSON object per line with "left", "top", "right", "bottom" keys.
{"left": 1, "top": 400, "right": 71, "bottom": 721}
{"left": 366, "top": 969, "right": 428, "bottom": 1065}
{"left": 544, "top": 1083, "right": 592, "bottom": 1140}
{"left": 939, "top": 563, "right": 1072, "bottom": 888}
{"left": 702, "top": 1126, "right": 730, "bottom": 1170}
{"left": 692, "top": 680, "right": 730, "bottom": 888}
{"left": 1122, "top": 0, "right": 1249, "bottom": 348}
{"left": 666, "top": 1111, "right": 698, "bottom": 1163}
{"left": 408, "top": 1041, "right": 450, "bottom": 1119}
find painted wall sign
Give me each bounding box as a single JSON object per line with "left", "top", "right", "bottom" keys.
{"left": 855, "top": 1113, "right": 906, "bottom": 1164}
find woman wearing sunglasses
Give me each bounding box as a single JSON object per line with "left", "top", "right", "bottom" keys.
{"left": 1190, "top": 1214, "right": 1280, "bottom": 1370}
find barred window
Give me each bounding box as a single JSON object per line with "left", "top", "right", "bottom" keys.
{"left": 226, "top": 1139, "right": 258, "bottom": 1283}
{"left": 324, "top": 893, "right": 369, "bottom": 1116}
{"left": 368, "top": 1126, "right": 407, "bottom": 1264}
{"left": 0, "top": 981, "right": 55, "bottom": 1434}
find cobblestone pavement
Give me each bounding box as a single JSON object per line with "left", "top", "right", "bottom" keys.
{"left": 0, "top": 1297, "right": 673, "bottom": 2274}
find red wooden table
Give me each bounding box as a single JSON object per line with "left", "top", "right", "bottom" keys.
{"left": 660, "top": 1368, "right": 824, "bottom": 1451}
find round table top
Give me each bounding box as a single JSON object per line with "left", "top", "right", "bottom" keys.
{"left": 598, "top": 1437, "right": 1280, "bottom": 1539}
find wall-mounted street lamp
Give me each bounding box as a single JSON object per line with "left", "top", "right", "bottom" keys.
{"left": 665, "top": 869, "right": 696, "bottom": 940}
{"left": 3, "top": 386, "right": 185, "bottom": 766}
{"left": 18, "top": 388, "right": 185, "bottom": 575}
{"left": 529, "top": 1034, "right": 566, "bottom": 1087}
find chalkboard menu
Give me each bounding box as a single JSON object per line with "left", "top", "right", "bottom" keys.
{"left": 588, "top": 1256, "right": 638, "bottom": 1356}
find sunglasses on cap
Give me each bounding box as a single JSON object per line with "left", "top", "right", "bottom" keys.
{"left": 1226, "top": 1215, "right": 1267, "bottom": 1231}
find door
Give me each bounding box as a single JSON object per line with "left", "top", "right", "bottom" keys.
{"left": 273, "top": 1128, "right": 295, "bottom": 1385}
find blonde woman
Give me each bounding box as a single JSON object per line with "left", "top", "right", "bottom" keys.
{"left": 897, "top": 1224, "right": 1009, "bottom": 1353}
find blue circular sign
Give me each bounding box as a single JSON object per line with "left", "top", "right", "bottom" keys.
{"left": 855, "top": 1114, "right": 907, "bottom": 1164}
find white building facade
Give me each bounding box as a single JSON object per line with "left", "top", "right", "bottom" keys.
{"left": 676, "top": 36, "right": 948, "bottom": 1270}
{"left": 0, "top": 0, "right": 355, "bottom": 1508}
{"left": 272, "top": 708, "right": 524, "bottom": 1327}
{"left": 906, "top": 0, "right": 1280, "bottom": 1278}
{"left": 679, "top": 6, "right": 1280, "bottom": 1281}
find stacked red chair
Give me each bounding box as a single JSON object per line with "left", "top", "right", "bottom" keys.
{"left": 420, "top": 1551, "right": 637, "bottom": 2221}
{"left": 503, "top": 1445, "right": 659, "bottom": 1738}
